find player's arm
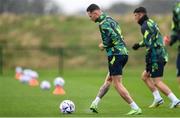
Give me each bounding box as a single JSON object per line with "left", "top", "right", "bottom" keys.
{"left": 132, "top": 40, "right": 145, "bottom": 50}
{"left": 133, "top": 22, "right": 156, "bottom": 50}
{"left": 132, "top": 24, "right": 150, "bottom": 50}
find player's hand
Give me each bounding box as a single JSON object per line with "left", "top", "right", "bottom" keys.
{"left": 98, "top": 43, "right": 104, "bottom": 51}
{"left": 163, "top": 36, "right": 170, "bottom": 46}
{"left": 132, "top": 43, "right": 140, "bottom": 50}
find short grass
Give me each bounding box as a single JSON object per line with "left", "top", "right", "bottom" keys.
{"left": 0, "top": 66, "right": 180, "bottom": 117}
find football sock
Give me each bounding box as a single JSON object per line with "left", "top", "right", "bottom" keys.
{"left": 130, "top": 101, "right": 139, "bottom": 110}
{"left": 153, "top": 90, "right": 162, "bottom": 101}
{"left": 93, "top": 97, "right": 101, "bottom": 105}
{"left": 168, "top": 93, "right": 179, "bottom": 103}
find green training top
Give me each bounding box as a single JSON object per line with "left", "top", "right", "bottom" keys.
{"left": 138, "top": 16, "right": 168, "bottom": 63}
{"left": 95, "top": 13, "right": 128, "bottom": 56}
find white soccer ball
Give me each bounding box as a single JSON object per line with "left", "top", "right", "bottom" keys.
{"left": 20, "top": 75, "right": 31, "bottom": 83}
{"left": 15, "top": 66, "right": 22, "bottom": 73}
{"left": 30, "top": 71, "right": 39, "bottom": 79}
{"left": 40, "top": 80, "right": 51, "bottom": 90}
{"left": 54, "top": 77, "right": 65, "bottom": 87}
{"left": 59, "top": 100, "right": 75, "bottom": 114}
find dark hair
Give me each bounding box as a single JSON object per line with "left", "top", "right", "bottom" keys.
{"left": 86, "top": 4, "right": 100, "bottom": 12}
{"left": 134, "top": 7, "right": 147, "bottom": 14}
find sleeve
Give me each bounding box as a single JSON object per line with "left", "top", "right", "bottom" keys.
{"left": 138, "top": 40, "right": 145, "bottom": 47}
{"left": 141, "top": 23, "right": 159, "bottom": 63}
{"left": 101, "top": 22, "right": 117, "bottom": 48}
{"left": 135, "top": 24, "right": 150, "bottom": 47}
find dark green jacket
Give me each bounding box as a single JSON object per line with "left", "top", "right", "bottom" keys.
{"left": 137, "top": 15, "right": 168, "bottom": 63}
{"left": 96, "top": 13, "right": 128, "bottom": 56}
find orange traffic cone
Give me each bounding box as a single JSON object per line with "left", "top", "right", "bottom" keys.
{"left": 15, "top": 73, "right": 22, "bottom": 80}
{"left": 29, "top": 78, "right": 39, "bottom": 86}
{"left": 53, "top": 86, "right": 65, "bottom": 95}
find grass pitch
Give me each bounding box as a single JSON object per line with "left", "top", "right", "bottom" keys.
{"left": 0, "top": 66, "right": 180, "bottom": 117}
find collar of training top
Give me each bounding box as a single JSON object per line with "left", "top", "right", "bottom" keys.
{"left": 95, "top": 13, "right": 106, "bottom": 23}
{"left": 138, "top": 15, "right": 149, "bottom": 26}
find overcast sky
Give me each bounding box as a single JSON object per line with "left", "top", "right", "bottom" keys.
{"left": 53, "top": 0, "right": 142, "bottom": 15}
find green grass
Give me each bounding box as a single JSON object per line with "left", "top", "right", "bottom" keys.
{"left": 0, "top": 67, "right": 180, "bottom": 117}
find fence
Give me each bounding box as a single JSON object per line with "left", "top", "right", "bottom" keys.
{"left": 0, "top": 46, "right": 64, "bottom": 75}
{"left": 0, "top": 46, "right": 109, "bottom": 75}
{"left": 0, "top": 45, "right": 177, "bottom": 75}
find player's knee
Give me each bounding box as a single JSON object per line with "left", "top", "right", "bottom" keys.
{"left": 104, "top": 76, "right": 112, "bottom": 84}
{"left": 141, "top": 74, "right": 146, "bottom": 81}
{"left": 141, "top": 71, "right": 149, "bottom": 81}
{"left": 107, "top": 77, "right": 113, "bottom": 83}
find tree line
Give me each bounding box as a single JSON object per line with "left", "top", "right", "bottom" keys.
{"left": 108, "top": 0, "right": 178, "bottom": 14}
{"left": 0, "top": 0, "right": 61, "bottom": 15}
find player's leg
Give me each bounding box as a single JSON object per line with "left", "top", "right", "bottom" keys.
{"left": 154, "top": 77, "right": 180, "bottom": 108}
{"left": 90, "top": 73, "right": 112, "bottom": 113}
{"left": 110, "top": 55, "right": 141, "bottom": 115}
{"left": 97, "top": 73, "right": 112, "bottom": 99}
{"left": 112, "top": 75, "right": 133, "bottom": 103}
{"left": 141, "top": 71, "right": 156, "bottom": 92}
{"left": 141, "top": 71, "right": 163, "bottom": 108}
{"left": 112, "top": 75, "right": 142, "bottom": 115}
{"left": 152, "top": 62, "right": 180, "bottom": 108}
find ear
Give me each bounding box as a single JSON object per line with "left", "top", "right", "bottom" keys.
{"left": 139, "top": 13, "right": 143, "bottom": 18}
{"left": 141, "top": 13, "right": 145, "bottom": 17}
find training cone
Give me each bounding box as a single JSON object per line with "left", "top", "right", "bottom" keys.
{"left": 53, "top": 86, "right": 65, "bottom": 95}
{"left": 15, "top": 73, "right": 22, "bottom": 80}
{"left": 29, "top": 79, "right": 39, "bottom": 86}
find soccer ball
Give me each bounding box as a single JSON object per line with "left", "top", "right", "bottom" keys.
{"left": 40, "top": 80, "right": 51, "bottom": 90}
{"left": 59, "top": 100, "right": 75, "bottom": 114}
{"left": 15, "top": 66, "right": 22, "bottom": 73}
{"left": 20, "top": 75, "right": 31, "bottom": 83}
{"left": 54, "top": 77, "right": 65, "bottom": 87}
